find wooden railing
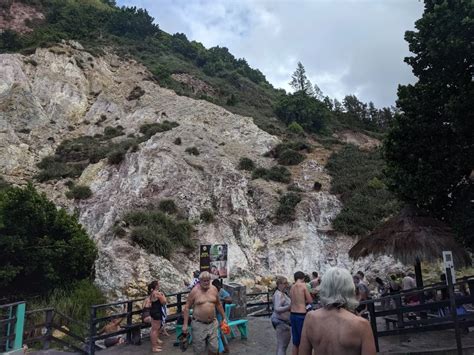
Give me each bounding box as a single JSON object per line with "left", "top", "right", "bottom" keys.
{"left": 247, "top": 291, "right": 272, "bottom": 316}
{"left": 23, "top": 307, "right": 91, "bottom": 354}
{"left": 362, "top": 274, "right": 474, "bottom": 353}
{"left": 87, "top": 290, "right": 190, "bottom": 355}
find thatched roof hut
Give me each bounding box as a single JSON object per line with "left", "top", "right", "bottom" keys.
{"left": 349, "top": 207, "right": 471, "bottom": 287}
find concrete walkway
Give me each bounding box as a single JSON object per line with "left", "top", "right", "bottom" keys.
{"left": 30, "top": 317, "right": 474, "bottom": 354}
{"left": 100, "top": 317, "right": 474, "bottom": 355}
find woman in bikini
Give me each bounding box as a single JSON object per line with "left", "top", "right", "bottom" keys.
{"left": 143, "top": 280, "right": 167, "bottom": 353}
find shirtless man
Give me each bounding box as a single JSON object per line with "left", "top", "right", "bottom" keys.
{"left": 183, "top": 271, "right": 226, "bottom": 355}
{"left": 299, "top": 267, "right": 376, "bottom": 355}
{"left": 289, "top": 271, "right": 313, "bottom": 355}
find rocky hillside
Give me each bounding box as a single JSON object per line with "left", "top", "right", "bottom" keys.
{"left": 0, "top": 40, "right": 409, "bottom": 298}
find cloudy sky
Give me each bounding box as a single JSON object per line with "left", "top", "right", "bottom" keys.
{"left": 116, "top": 0, "right": 424, "bottom": 108}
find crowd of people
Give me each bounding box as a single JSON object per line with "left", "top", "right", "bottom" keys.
{"left": 271, "top": 268, "right": 376, "bottom": 355}
{"left": 100, "top": 268, "right": 464, "bottom": 354}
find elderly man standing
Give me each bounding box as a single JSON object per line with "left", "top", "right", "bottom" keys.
{"left": 183, "top": 271, "right": 227, "bottom": 355}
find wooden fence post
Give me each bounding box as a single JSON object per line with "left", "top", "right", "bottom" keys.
{"left": 177, "top": 293, "right": 182, "bottom": 315}
{"left": 43, "top": 309, "right": 54, "bottom": 350}
{"left": 367, "top": 301, "right": 379, "bottom": 352}
{"left": 446, "top": 268, "right": 462, "bottom": 355}
{"left": 126, "top": 301, "right": 133, "bottom": 344}
{"left": 88, "top": 307, "right": 97, "bottom": 355}
{"left": 394, "top": 296, "right": 403, "bottom": 328}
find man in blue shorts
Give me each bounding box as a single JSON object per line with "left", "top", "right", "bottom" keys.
{"left": 289, "top": 271, "right": 313, "bottom": 355}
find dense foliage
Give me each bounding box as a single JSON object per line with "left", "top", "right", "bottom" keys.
{"left": 326, "top": 145, "right": 400, "bottom": 235}
{"left": 0, "top": 184, "right": 97, "bottom": 295}
{"left": 275, "top": 192, "right": 302, "bottom": 224}
{"left": 123, "top": 204, "right": 194, "bottom": 259}
{"left": 384, "top": 0, "right": 474, "bottom": 245}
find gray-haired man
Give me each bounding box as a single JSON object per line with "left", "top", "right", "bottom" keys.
{"left": 183, "top": 271, "right": 226, "bottom": 354}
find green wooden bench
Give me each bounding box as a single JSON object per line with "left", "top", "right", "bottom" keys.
{"left": 225, "top": 304, "right": 248, "bottom": 339}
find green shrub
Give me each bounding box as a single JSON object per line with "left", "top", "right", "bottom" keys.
{"left": 27, "top": 280, "right": 106, "bottom": 338}
{"left": 288, "top": 121, "right": 304, "bottom": 135}
{"left": 252, "top": 167, "right": 268, "bottom": 180}
{"left": 0, "top": 184, "right": 97, "bottom": 295}
{"left": 123, "top": 209, "right": 194, "bottom": 258}
{"left": 200, "top": 209, "right": 215, "bottom": 223}
{"left": 287, "top": 184, "right": 303, "bottom": 192}
{"left": 185, "top": 147, "right": 200, "bottom": 156}
{"left": 103, "top": 126, "right": 124, "bottom": 138}
{"left": 107, "top": 149, "right": 125, "bottom": 165}
{"left": 266, "top": 166, "right": 291, "bottom": 183}
{"left": 326, "top": 145, "right": 400, "bottom": 235}
{"left": 238, "top": 157, "right": 255, "bottom": 171}
{"left": 275, "top": 192, "right": 302, "bottom": 223}
{"left": 158, "top": 199, "right": 178, "bottom": 214}
{"left": 251, "top": 166, "right": 291, "bottom": 183}
{"left": 126, "top": 86, "right": 145, "bottom": 100}
{"left": 367, "top": 177, "right": 385, "bottom": 190}
{"left": 174, "top": 137, "right": 182, "bottom": 145}
{"left": 139, "top": 121, "right": 179, "bottom": 139}
{"left": 66, "top": 185, "right": 92, "bottom": 200}
{"left": 277, "top": 149, "right": 304, "bottom": 165}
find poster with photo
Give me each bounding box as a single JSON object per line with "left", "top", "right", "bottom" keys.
{"left": 200, "top": 244, "right": 228, "bottom": 278}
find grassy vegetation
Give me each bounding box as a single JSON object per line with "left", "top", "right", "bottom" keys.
{"left": 65, "top": 184, "right": 92, "bottom": 200}
{"left": 36, "top": 122, "right": 179, "bottom": 181}
{"left": 200, "top": 209, "right": 215, "bottom": 223}
{"left": 252, "top": 165, "right": 291, "bottom": 184}
{"left": 26, "top": 280, "right": 106, "bottom": 339}
{"left": 326, "top": 145, "right": 400, "bottom": 236}
{"left": 275, "top": 192, "right": 302, "bottom": 224}
{"left": 237, "top": 157, "right": 255, "bottom": 171}
{"left": 185, "top": 147, "right": 200, "bottom": 156}
{"left": 123, "top": 204, "right": 194, "bottom": 259}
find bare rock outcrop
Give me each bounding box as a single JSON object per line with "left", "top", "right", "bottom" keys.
{"left": 0, "top": 42, "right": 406, "bottom": 298}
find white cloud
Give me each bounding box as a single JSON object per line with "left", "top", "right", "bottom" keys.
{"left": 117, "top": 0, "right": 424, "bottom": 107}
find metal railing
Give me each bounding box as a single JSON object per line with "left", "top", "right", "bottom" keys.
{"left": 1, "top": 301, "right": 26, "bottom": 353}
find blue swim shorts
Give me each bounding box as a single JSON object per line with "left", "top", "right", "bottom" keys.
{"left": 290, "top": 312, "right": 306, "bottom": 346}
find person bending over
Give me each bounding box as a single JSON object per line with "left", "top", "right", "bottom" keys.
{"left": 299, "top": 267, "right": 376, "bottom": 355}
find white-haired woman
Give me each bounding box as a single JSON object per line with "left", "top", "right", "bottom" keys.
{"left": 298, "top": 267, "right": 376, "bottom": 355}
{"left": 271, "top": 276, "right": 291, "bottom": 355}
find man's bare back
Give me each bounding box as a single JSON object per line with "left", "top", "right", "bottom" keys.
{"left": 290, "top": 280, "right": 312, "bottom": 313}
{"left": 299, "top": 307, "right": 376, "bottom": 355}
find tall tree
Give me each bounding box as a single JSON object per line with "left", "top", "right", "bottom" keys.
{"left": 289, "top": 62, "right": 314, "bottom": 96}
{"left": 384, "top": 0, "right": 474, "bottom": 244}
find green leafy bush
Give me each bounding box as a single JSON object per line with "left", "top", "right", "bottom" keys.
{"left": 200, "top": 209, "right": 215, "bottom": 223}
{"left": 174, "top": 137, "right": 182, "bottom": 145}
{"left": 251, "top": 166, "right": 291, "bottom": 183}
{"left": 288, "top": 121, "right": 304, "bottom": 135}
{"left": 0, "top": 184, "right": 97, "bottom": 295}
{"left": 139, "top": 121, "right": 179, "bottom": 139}
{"left": 237, "top": 157, "right": 255, "bottom": 171}
{"left": 66, "top": 185, "right": 92, "bottom": 200}
{"left": 275, "top": 192, "right": 302, "bottom": 223}
{"left": 326, "top": 145, "right": 400, "bottom": 235}
{"left": 158, "top": 199, "right": 178, "bottom": 214}
{"left": 287, "top": 184, "right": 303, "bottom": 192}
{"left": 123, "top": 209, "right": 194, "bottom": 258}
{"left": 277, "top": 149, "right": 304, "bottom": 166}
{"left": 275, "top": 91, "right": 330, "bottom": 133}
{"left": 107, "top": 149, "right": 125, "bottom": 165}
{"left": 185, "top": 147, "right": 200, "bottom": 156}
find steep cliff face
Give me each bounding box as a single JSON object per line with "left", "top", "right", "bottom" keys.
{"left": 0, "top": 42, "right": 406, "bottom": 298}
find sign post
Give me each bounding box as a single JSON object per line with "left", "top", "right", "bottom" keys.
{"left": 200, "top": 244, "right": 228, "bottom": 278}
